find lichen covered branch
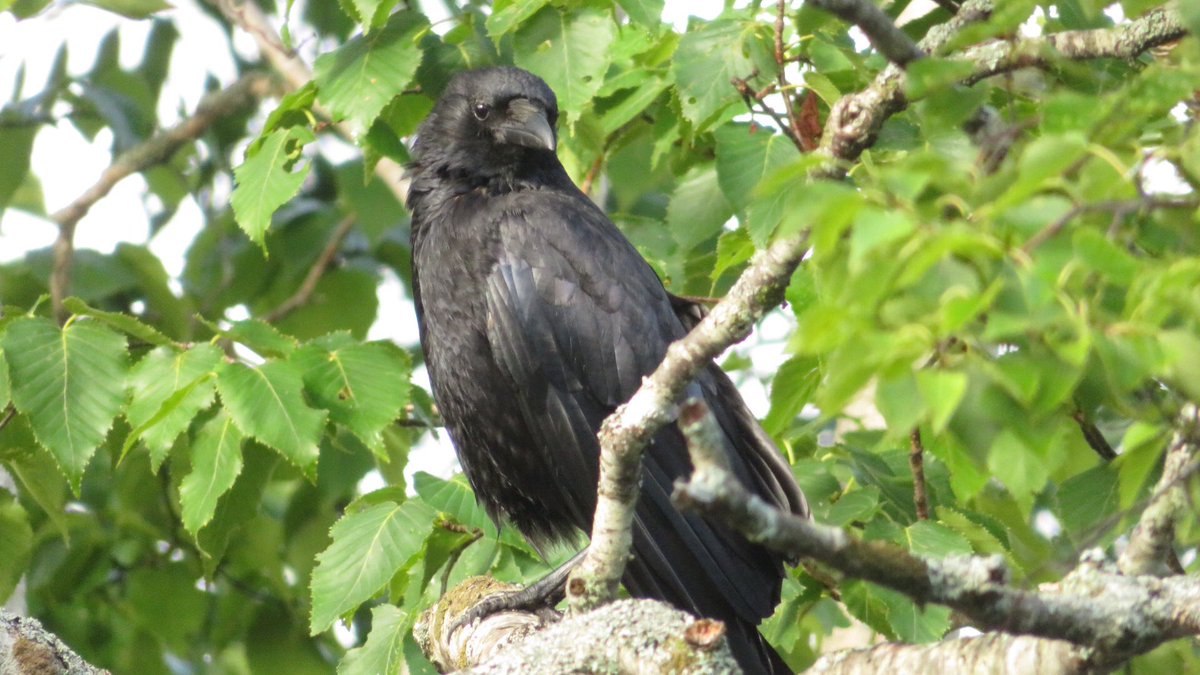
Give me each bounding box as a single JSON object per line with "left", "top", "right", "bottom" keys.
{"left": 1119, "top": 404, "right": 1199, "bottom": 577}
{"left": 673, "top": 407, "right": 1200, "bottom": 668}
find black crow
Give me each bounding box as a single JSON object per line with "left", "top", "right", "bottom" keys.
{"left": 408, "top": 66, "right": 807, "bottom": 673}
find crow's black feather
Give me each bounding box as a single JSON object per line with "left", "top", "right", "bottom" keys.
{"left": 408, "top": 66, "right": 807, "bottom": 674}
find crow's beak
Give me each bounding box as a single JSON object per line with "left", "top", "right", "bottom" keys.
{"left": 497, "top": 98, "right": 556, "bottom": 152}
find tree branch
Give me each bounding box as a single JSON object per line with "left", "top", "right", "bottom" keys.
{"left": 1118, "top": 404, "right": 1199, "bottom": 577}
{"left": 261, "top": 215, "right": 356, "bottom": 323}
{"left": 672, "top": 403, "right": 1200, "bottom": 670}
{"left": 962, "top": 6, "right": 1188, "bottom": 86}
{"left": 810, "top": 633, "right": 1087, "bottom": 675}
{"left": 565, "top": 230, "right": 811, "bottom": 609}
{"left": 49, "top": 73, "right": 272, "bottom": 321}
{"left": 565, "top": 0, "right": 999, "bottom": 614}
{"left": 1, "top": 610, "right": 110, "bottom": 675}
{"left": 807, "top": 0, "right": 925, "bottom": 66}
{"left": 416, "top": 581, "right": 739, "bottom": 673}
{"left": 909, "top": 427, "right": 930, "bottom": 520}
{"left": 208, "top": 0, "right": 410, "bottom": 206}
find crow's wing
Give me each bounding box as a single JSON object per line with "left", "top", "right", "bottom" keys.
{"left": 480, "top": 189, "right": 789, "bottom": 627}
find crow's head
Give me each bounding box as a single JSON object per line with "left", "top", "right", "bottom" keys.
{"left": 413, "top": 67, "right": 559, "bottom": 179}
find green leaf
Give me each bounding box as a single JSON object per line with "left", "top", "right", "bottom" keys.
{"left": 673, "top": 19, "right": 763, "bottom": 130}
{"left": 998, "top": 133, "right": 1088, "bottom": 210}
{"left": 179, "top": 410, "right": 245, "bottom": 537}
{"left": 849, "top": 207, "right": 917, "bottom": 271}
{"left": 916, "top": 370, "right": 967, "bottom": 434}
{"left": 666, "top": 163, "right": 734, "bottom": 252}
{"left": 0, "top": 126, "right": 36, "bottom": 216}
{"left": 486, "top": 0, "right": 549, "bottom": 39}
{"left": 310, "top": 499, "right": 436, "bottom": 634}
{"left": 714, "top": 124, "right": 801, "bottom": 212}
{"left": 763, "top": 356, "right": 820, "bottom": 436}
{"left": 338, "top": 604, "right": 407, "bottom": 675}
{"left": 345, "top": 0, "right": 397, "bottom": 29}
{"left": 231, "top": 126, "right": 315, "bottom": 248}
{"left": 904, "top": 521, "right": 973, "bottom": 558}
{"left": 314, "top": 11, "right": 428, "bottom": 135}
{"left": 1057, "top": 463, "right": 1118, "bottom": 537}
{"left": 824, "top": 487, "right": 880, "bottom": 527}
{"left": 217, "top": 360, "right": 326, "bottom": 477}
{"left": 616, "top": 0, "right": 663, "bottom": 28}
{"left": 125, "top": 344, "right": 222, "bottom": 467}
{"left": 220, "top": 319, "right": 298, "bottom": 359}
{"left": 2, "top": 318, "right": 127, "bottom": 492}
{"left": 0, "top": 490, "right": 32, "bottom": 604}
{"left": 904, "top": 58, "right": 976, "bottom": 99}
{"left": 513, "top": 6, "right": 616, "bottom": 125}
{"left": 293, "top": 337, "right": 411, "bottom": 453}
{"left": 82, "top": 0, "right": 171, "bottom": 19}
{"left": 4, "top": 427, "right": 70, "bottom": 541}
{"left": 412, "top": 472, "right": 495, "bottom": 536}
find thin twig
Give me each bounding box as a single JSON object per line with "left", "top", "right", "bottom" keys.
{"left": 909, "top": 427, "right": 930, "bottom": 520}
{"left": 0, "top": 404, "right": 15, "bottom": 433}
{"left": 580, "top": 155, "right": 604, "bottom": 197}
{"left": 1021, "top": 197, "right": 1198, "bottom": 254}
{"left": 1073, "top": 410, "right": 1117, "bottom": 462}
{"left": 262, "top": 215, "right": 356, "bottom": 323}
{"left": 48, "top": 73, "right": 273, "bottom": 322}
{"left": 775, "top": 0, "right": 807, "bottom": 151}
{"left": 207, "top": 0, "right": 410, "bottom": 206}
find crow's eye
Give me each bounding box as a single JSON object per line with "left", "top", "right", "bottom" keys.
{"left": 472, "top": 102, "right": 491, "bottom": 121}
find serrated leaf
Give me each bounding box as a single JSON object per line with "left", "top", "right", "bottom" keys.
{"left": 180, "top": 410, "right": 244, "bottom": 536}
{"left": 338, "top": 604, "right": 407, "bottom": 675}
{"left": 217, "top": 360, "right": 326, "bottom": 477}
{"left": 486, "top": 0, "right": 549, "bottom": 39}
{"left": 125, "top": 344, "right": 221, "bottom": 468}
{"left": 231, "top": 126, "right": 314, "bottom": 248}
{"left": 2, "top": 318, "right": 127, "bottom": 492}
{"left": 513, "top": 6, "right": 615, "bottom": 125}
{"left": 904, "top": 521, "right": 973, "bottom": 558}
{"left": 672, "top": 19, "right": 762, "bottom": 130}
{"left": 413, "top": 472, "right": 495, "bottom": 536}
{"left": 314, "top": 11, "right": 428, "bottom": 135}
{"left": 310, "top": 499, "right": 436, "bottom": 634}
{"left": 221, "top": 318, "right": 298, "bottom": 359}
{"left": 294, "top": 338, "right": 411, "bottom": 453}
{"left": 0, "top": 490, "right": 32, "bottom": 603}
{"left": 61, "top": 297, "right": 175, "bottom": 347}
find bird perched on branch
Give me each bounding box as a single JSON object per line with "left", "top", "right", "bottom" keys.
{"left": 408, "top": 66, "right": 807, "bottom": 674}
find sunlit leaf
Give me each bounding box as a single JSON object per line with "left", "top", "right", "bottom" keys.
{"left": 217, "top": 360, "right": 326, "bottom": 478}
{"left": 2, "top": 318, "right": 127, "bottom": 492}
{"left": 180, "top": 410, "right": 245, "bottom": 536}
{"left": 310, "top": 499, "right": 436, "bottom": 634}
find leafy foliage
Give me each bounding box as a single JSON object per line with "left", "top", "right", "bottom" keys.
{"left": 0, "top": 1, "right": 1198, "bottom": 673}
